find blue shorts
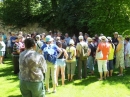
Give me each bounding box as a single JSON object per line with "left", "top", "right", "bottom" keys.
{"left": 56, "top": 59, "right": 66, "bottom": 67}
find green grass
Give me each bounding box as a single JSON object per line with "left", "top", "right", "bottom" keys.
{"left": 0, "top": 57, "right": 130, "bottom": 97}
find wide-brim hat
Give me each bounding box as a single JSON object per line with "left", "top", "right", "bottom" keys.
{"left": 87, "top": 37, "right": 93, "bottom": 42}
{"left": 99, "top": 36, "right": 107, "bottom": 40}
{"left": 107, "top": 36, "right": 112, "bottom": 41}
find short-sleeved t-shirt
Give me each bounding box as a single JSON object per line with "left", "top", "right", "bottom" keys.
{"left": 98, "top": 42, "right": 110, "bottom": 60}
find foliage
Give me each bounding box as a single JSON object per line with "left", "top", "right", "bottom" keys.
{"left": 0, "top": 0, "right": 130, "bottom": 35}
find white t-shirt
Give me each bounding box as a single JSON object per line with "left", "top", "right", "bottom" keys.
{"left": 0, "top": 41, "right": 6, "bottom": 51}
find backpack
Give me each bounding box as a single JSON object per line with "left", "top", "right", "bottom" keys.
{"left": 43, "top": 44, "right": 57, "bottom": 64}
{"left": 67, "top": 47, "right": 73, "bottom": 60}
{"left": 79, "top": 43, "right": 88, "bottom": 60}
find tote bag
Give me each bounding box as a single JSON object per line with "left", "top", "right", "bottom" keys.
{"left": 96, "top": 51, "right": 103, "bottom": 59}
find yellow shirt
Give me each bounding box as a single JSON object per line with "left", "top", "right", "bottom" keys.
{"left": 66, "top": 46, "right": 76, "bottom": 62}
{"left": 108, "top": 43, "right": 115, "bottom": 60}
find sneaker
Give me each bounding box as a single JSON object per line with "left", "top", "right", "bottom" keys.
{"left": 117, "top": 74, "right": 123, "bottom": 76}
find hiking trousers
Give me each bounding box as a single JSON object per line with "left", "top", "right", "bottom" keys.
{"left": 45, "top": 62, "right": 57, "bottom": 85}
{"left": 78, "top": 59, "right": 87, "bottom": 79}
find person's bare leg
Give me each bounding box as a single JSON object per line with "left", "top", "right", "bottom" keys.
{"left": 120, "top": 67, "right": 123, "bottom": 75}
{"left": 110, "top": 70, "right": 113, "bottom": 76}
{"left": 99, "top": 72, "right": 103, "bottom": 80}
{"left": 1, "top": 56, "right": 4, "bottom": 64}
{"left": 61, "top": 66, "right": 65, "bottom": 85}
{"left": 104, "top": 71, "right": 107, "bottom": 79}
{"left": 107, "top": 71, "right": 109, "bottom": 77}
{"left": 70, "top": 75, "right": 74, "bottom": 81}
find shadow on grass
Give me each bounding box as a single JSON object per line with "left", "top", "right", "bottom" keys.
{"left": 0, "top": 58, "right": 19, "bottom": 82}
{"left": 1, "top": 57, "right": 130, "bottom": 90}
{"left": 73, "top": 67, "right": 130, "bottom": 89}
{"left": 8, "top": 95, "right": 21, "bottom": 97}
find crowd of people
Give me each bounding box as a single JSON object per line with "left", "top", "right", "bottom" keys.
{"left": 0, "top": 31, "right": 130, "bottom": 97}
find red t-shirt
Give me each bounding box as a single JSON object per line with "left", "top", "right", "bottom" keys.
{"left": 98, "top": 42, "right": 110, "bottom": 60}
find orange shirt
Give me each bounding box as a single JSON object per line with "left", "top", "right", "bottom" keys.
{"left": 98, "top": 42, "right": 110, "bottom": 60}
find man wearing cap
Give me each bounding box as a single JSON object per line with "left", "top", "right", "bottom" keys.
{"left": 41, "top": 35, "right": 62, "bottom": 93}
{"left": 76, "top": 35, "right": 88, "bottom": 79}
{"left": 87, "top": 37, "right": 96, "bottom": 75}
{"left": 96, "top": 36, "right": 110, "bottom": 80}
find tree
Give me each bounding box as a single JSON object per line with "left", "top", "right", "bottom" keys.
{"left": 0, "top": 0, "right": 130, "bottom": 35}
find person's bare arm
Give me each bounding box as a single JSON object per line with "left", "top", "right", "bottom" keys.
{"left": 87, "top": 48, "right": 91, "bottom": 56}
{"left": 57, "top": 47, "right": 62, "bottom": 58}
{"left": 63, "top": 49, "right": 68, "bottom": 59}
{"left": 116, "top": 43, "right": 122, "bottom": 53}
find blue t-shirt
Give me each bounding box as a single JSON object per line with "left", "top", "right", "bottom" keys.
{"left": 10, "top": 36, "right": 16, "bottom": 47}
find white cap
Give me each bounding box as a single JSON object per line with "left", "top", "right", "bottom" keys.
{"left": 36, "top": 35, "right": 41, "bottom": 39}
{"left": 69, "top": 39, "right": 74, "bottom": 45}
{"left": 113, "top": 32, "right": 118, "bottom": 35}
{"left": 79, "top": 35, "right": 83, "bottom": 40}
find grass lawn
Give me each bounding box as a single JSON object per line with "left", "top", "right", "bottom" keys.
{"left": 0, "top": 57, "right": 130, "bottom": 97}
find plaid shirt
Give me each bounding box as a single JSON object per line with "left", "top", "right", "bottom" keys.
{"left": 19, "top": 49, "right": 47, "bottom": 82}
